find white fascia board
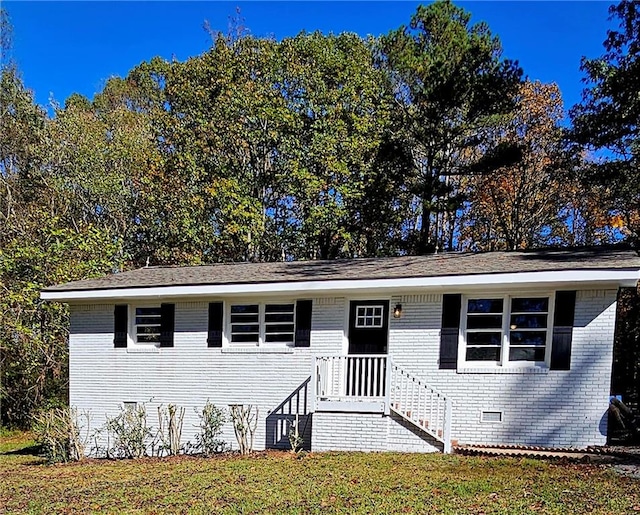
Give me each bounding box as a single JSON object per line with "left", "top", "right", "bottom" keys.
{"left": 40, "top": 269, "right": 640, "bottom": 302}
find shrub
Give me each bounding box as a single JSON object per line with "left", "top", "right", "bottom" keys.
{"left": 32, "top": 407, "right": 90, "bottom": 463}
{"left": 288, "top": 413, "right": 304, "bottom": 453}
{"left": 105, "top": 404, "right": 153, "bottom": 458}
{"left": 230, "top": 404, "right": 258, "bottom": 455}
{"left": 194, "top": 401, "right": 227, "bottom": 456}
{"left": 157, "top": 404, "right": 185, "bottom": 456}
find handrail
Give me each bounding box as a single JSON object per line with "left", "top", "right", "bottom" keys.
{"left": 388, "top": 361, "right": 450, "bottom": 447}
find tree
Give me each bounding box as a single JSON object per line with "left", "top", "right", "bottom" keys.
{"left": 379, "top": 0, "right": 522, "bottom": 253}
{"left": 570, "top": 0, "right": 640, "bottom": 245}
{"left": 461, "top": 81, "right": 570, "bottom": 250}
{"left": 279, "top": 32, "right": 406, "bottom": 259}
{"left": 0, "top": 67, "right": 121, "bottom": 426}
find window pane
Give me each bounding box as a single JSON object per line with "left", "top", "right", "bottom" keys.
{"left": 135, "top": 307, "right": 161, "bottom": 345}
{"left": 265, "top": 334, "right": 294, "bottom": 343}
{"left": 232, "top": 324, "right": 259, "bottom": 333}
{"left": 136, "top": 307, "right": 161, "bottom": 316}
{"left": 231, "top": 305, "right": 259, "bottom": 314}
{"left": 232, "top": 333, "right": 260, "bottom": 343}
{"left": 510, "top": 331, "right": 547, "bottom": 346}
{"left": 137, "top": 333, "right": 160, "bottom": 343}
{"left": 355, "top": 305, "right": 385, "bottom": 328}
{"left": 510, "top": 314, "right": 548, "bottom": 329}
{"left": 511, "top": 298, "right": 549, "bottom": 313}
{"left": 467, "top": 332, "right": 502, "bottom": 345}
{"left": 137, "top": 325, "right": 160, "bottom": 335}
{"left": 509, "top": 347, "right": 545, "bottom": 361}
{"left": 135, "top": 316, "right": 161, "bottom": 325}
{"left": 265, "top": 313, "right": 294, "bottom": 323}
{"left": 466, "top": 347, "right": 501, "bottom": 361}
{"left": 467, "top": 315, "right": 503, "bottom": 329}
{"left": 265, "top": 304, "right": 294, "bottom": 313}
{"left": 230, "top": 314, "right": 259, "bottom": 323}
{"left": 467, "top": 299, "right": 503, "bottom": 314}
{"left": 265, "top": 324, "right": 294, "bottom": 333}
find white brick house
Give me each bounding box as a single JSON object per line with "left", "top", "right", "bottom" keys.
{"left": 41, "top": 249, "right": 640, "bottom": 453}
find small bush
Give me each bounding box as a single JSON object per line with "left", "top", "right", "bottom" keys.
{"left": 230, "top": 404, "right": 258, "bottom": 455}
{"left": 288, "top": 414, "right": 304, "bottom": 453}
{"left": 157, "top": 404, "right": 185, "bottom": 456}
{"left": 194, "top": 401, "right": 227, "bottom": 456}
{"left": 105, "top": 404, "right": 153, "bottom": 458}
{"left": 32, "top": 407, "right": 90, "bottom": 463}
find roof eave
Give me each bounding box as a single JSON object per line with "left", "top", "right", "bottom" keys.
{"left": 40, "top": 269, "right": 640, "bottom": 303}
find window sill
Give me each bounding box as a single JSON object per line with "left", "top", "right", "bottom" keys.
{"left": 221, "top": 347, "right": 295, "bottom": 354}
{"left": 126, "top": 346, "right": 160, "bottom": 354}
{"left": 457, "top": 366, "right": 549, "bottom": 375}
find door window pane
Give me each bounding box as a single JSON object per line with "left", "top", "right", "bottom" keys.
{"left": 355, "top": 305, "right": 384, "bottom": 328}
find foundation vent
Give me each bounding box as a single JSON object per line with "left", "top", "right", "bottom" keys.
{"left": 481, "top": 411, "right": 503, "bottom": 423}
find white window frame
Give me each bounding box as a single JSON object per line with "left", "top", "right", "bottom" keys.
{"left": 129, "top": 304, "right": 162, "bottom": 348}
{"left": 459, "top": 293, "right": 554, "bottom": 369}
{"left": 354, "top": 304, "right": 385, "bottom": 329}
{"left": 226, "top": 301, "right": 296, "bottom": 348}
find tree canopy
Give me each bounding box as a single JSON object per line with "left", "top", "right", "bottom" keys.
{"left": 570, "top": 0, "right": 640, "bottom": 243}
{"left": 1, "top": 0, "right": 638, "bottom": 427}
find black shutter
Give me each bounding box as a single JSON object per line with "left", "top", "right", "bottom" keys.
{"left": 295, "top": 300, "right": 312, "bottom": 347}
{"left": 207, "top": 302, "right": 223, "bottom": 347}
{"left": 439, "top": 294, "right": 462, "bottom": 369}
{"left": 550, "top": 291, "right": 576, "bottom": 370}
{"left": 159, "top": 303, "right": 175, "bottom": 348}
{"left": 114, "top": 304, "right": 128, "bottom": 348}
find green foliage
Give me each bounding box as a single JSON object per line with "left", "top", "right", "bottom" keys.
{"left": 570, "top": 0, "right": 640, "bottom": 243}
{"left": 2, "top": 1, "right": 639, "bottom": 430}
{"left": 379, "top": 0, "right": 523, "bottom": 252}
{"left": 194, "top": 401, "right": 228, "bottom": 456}
{"left": 104, "top": 404, "right": 153, "bottom": 459}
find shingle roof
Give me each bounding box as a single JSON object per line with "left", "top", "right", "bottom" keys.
{"left": 43, "top": 248, "right": 640, "bottom": 293}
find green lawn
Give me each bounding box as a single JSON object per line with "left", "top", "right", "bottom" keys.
{"left": 1, "top": 433, "right": 638, "bottom": 514}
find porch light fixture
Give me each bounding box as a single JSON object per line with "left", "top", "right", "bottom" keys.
{"left": 393, "top": 303, "right": 403, "bottom": 318}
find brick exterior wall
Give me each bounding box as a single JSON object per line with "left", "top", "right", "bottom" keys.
{"left": 68, "top": 288, "right": 618, "bottom": 454}
{"left": 387, "top": 289, "right": 618, "bottom": 447}
{"left": 69, "top": 300, "right": 326, "bottom": 453}
{"left": 312, "top": 411, "right": 440, "bottom": 452}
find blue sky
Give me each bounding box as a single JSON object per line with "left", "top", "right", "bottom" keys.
{"left": 4, "top": 1, "right": 616, "bottom": 116}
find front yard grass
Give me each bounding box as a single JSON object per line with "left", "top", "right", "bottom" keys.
{"left": 1, "top": 432, "right": 638, "bottom": 514}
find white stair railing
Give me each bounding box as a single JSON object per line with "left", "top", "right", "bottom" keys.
{"left": 313, "top": 355, "right": 453, "bottom": 453}
{"left": 388, "top": 361, "right": 452, "bottom": 452}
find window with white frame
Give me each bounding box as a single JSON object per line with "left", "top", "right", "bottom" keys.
{"left": 463, "top": 295, "right": 550, "bottom": 365}
{"left": 355, "top": 305, "right": 384, "bottom": 328}
{"left": 230, "top": 303, "right": 295, "bottom": 346}
{"left": 134, "top": 306, "right": 162, "bottom": 345}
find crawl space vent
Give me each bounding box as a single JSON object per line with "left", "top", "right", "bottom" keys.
{"left": 481, "top": 411, "right": 503, "bottom": 423}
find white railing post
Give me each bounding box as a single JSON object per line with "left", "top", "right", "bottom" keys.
{"left": 310, "top": 356, "right": 317, "bottom": 412}
{"left": 443, "top": 398, "right": 453, "bottom": 453}
{"left": 384, "top": 356, "right": 393, "bottom": 415}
